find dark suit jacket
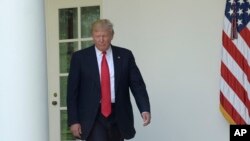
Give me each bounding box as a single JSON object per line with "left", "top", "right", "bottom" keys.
{"left": 67, "top": 45, "right": 150, "bottom": 140}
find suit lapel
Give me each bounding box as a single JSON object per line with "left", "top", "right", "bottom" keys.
{"left": 112, "top": 46, "right": 122, "bottom": 94}
{"left": 89, "top": 46, "right": 101, "bottom": 90}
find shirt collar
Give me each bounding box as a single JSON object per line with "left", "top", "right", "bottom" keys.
{"left": 95, "top": 46, "right": 112, "bottom": 56}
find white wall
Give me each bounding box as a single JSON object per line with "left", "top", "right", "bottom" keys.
{"left": 103, "top": 0, "right": 228, "bottom": 141}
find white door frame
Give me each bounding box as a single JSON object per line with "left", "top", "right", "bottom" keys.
{"left": 45, "top": 0, "right": 102, "bottom": 140}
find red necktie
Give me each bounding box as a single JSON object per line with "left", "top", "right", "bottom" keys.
{"left": 101, "top": 52, "right": 111, "bottom": 117}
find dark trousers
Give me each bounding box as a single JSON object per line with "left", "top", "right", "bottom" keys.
{"left": 87, "top": 104, "right": 124, "bottom": 141}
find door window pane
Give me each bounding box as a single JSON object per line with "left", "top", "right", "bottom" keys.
{"left": 60, "top": 76, "right": 68, "bottom": 107}
{"left": 61, "top": 110, "right": 74, "bottom": 140}
{"left": 81, "top": 6, "right": 100, "bottom": 38}
{"left": 59, "top": 42, "right": 78, "bottom": 73}
{"left": 59, "top": 8, "right": 78, "bottom": 39}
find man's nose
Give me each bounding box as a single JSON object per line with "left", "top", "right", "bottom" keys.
{"left": 99, "top": 36, "right": 104, "bottom": 42}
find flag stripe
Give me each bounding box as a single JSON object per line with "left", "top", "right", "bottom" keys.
{"left": 221, "top": 62, "right": 250, "bottom": 110}
{"left": 221, "top": 46, "right": 250, "bottom": 104}
{"left": 220, "top": 92, "right": 245, "bottom": 124}
{"left": 220, "top": 77, "right": 250, "bottom": 123}
{"left": 222, "top": 31, "right": 250, "bottom": 81}
{"left": 240, "top": 26, "right": 250, "bottom": 48}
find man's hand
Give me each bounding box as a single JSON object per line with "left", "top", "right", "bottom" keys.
{"left": 141, "top": 112, "right": 151, "bottom": 126}
{"left": 70, "top": 123, "right": 82, "bottom": 139}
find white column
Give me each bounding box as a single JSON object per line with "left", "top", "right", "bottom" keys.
{"left": 0, "top": 0, "right": 49, "bottom": 141}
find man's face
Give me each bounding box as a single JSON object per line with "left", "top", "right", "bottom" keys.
{"left": 92, "top": 29, "right": 113, "bottom": 51}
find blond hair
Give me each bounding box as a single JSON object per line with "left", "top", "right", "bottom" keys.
{"left": 91, "top": 19, "right": 114, "bottom": 35}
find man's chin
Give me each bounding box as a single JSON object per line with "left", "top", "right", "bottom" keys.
{"left": 96, "top": 46, "right": 109, "bottom": 51}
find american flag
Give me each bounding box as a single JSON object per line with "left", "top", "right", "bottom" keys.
{"left": 220, "top": 0, "right": 250, "bottom": 124}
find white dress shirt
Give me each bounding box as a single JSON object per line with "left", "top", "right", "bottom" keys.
{"left": 95, "top": 46, "right": 115, "bottom": 103}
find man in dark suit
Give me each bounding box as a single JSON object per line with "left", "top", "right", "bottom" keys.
{"left": 67, "top": 19, "right": 151, "bottom": 141}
